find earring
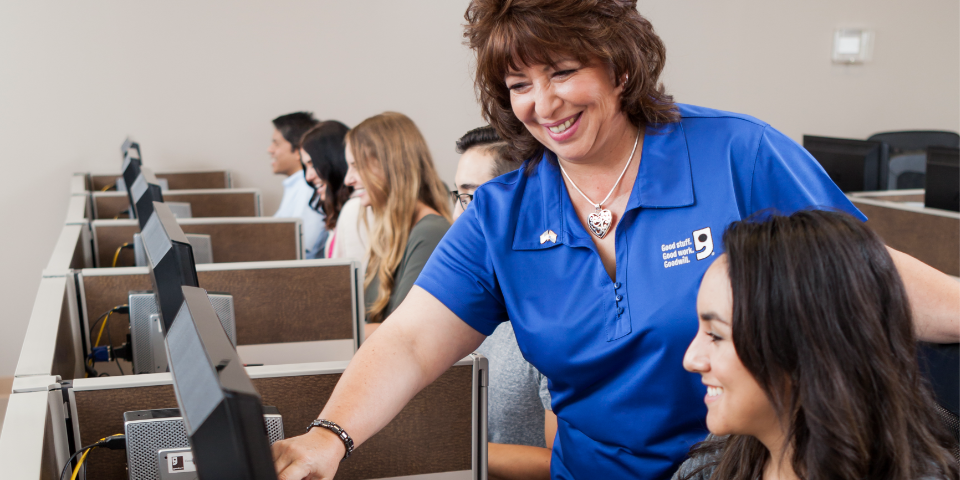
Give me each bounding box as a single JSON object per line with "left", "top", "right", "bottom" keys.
{"left": 623, "top": 74, "right": 629, "bottom": 86}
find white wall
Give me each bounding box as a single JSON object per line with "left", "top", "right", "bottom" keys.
{"left": 0, "top": 1, "right": 956, "bottom": 376}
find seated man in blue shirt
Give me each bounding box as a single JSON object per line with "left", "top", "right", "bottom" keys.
{"left": 453, "top": 126, "right": 557, "bottom": 480}
{"left": 268, "top": 111, "right": 327, "bottom": 258}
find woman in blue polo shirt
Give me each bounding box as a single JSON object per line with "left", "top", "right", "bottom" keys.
{"left": 272, "top": 2, "right": 960, "bottom": 479}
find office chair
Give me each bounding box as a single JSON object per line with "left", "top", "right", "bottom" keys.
{"left": 867, "top": 131, "right": 960, "bottom": 190}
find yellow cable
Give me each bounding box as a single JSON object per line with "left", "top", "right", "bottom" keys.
{"left": 69, "top": 447, "right": 94, "bottom": 480}
{"left": 94, "top": 312, "right": 111, "bottom": 347}
{"left": 111, "top": 243, "right": 130, "bottom": 268}
{"left": 69, "top": 434, "right": 118, "bottom": 480}
{"left": 100, "top": 184, "right": 113, "bottom": 192}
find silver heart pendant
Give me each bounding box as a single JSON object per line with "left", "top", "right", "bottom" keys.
{"left": 587, "top": 209, "right": 613, "bottom": 239}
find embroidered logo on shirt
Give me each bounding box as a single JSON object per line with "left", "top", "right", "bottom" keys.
{"left": 661, "top": 226, "right": 714, "bottom": 269}
{"left": 693, "top": 227, "right": 714, "bottom": 260}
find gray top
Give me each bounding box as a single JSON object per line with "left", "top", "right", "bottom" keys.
{"left": 476, "top": 321, "right": 552, "bottom": 447}
{"left": 670, "top": 435, "right": 948, "bottom": 480}
{"left": 365, "top": 214, "right": 450, "bottom": 322}
{"left": 671, "top": 434, "right": 722, "bottom": 480}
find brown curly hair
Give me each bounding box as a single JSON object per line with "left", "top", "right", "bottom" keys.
{"left": 464, "top": 0, "right": 679, "bottom": 167}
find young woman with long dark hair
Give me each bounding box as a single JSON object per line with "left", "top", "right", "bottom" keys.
{"left": 679, "top": 210, "right": 958, "bottom": 480}
{"left": 299, "top": 120, "right": 352, "bottom": 258}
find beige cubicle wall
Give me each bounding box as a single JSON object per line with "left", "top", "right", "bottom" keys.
{"left": 90, "top": 217, "right": 301, "bottom": 268}
{"left": 0, "top": 376, "right": 71, "bottom": 480}
{"left": 88, "top": 170, "right": 231, "bottom": 191}
{"left": 43, "top": 223, "right": 90, "bottom": 276}
{"left": 91, "top": 188, "right": 260, "bottom": 219}
{"left": 77, "top": 259, "right": 362, "bottom": 370}
{"left": 14, "top": 276, "right": 84, "bottom": 381}
{"left": 67, "top": 358, "right": 484, "bottom": 480}
{"left": 849, "top": 190, "right": 959, "bottom": 276}
{"left": 69, "top": 173, "right": 88, "bottom": 195}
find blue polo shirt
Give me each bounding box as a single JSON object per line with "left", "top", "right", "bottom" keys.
{"left": 416, "top": 104, "right": 864, "bottom": 480}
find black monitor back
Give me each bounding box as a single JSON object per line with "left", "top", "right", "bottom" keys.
{"left": 166, "top": 286, "right": 277, "bottom": 480}
{"left": 131, "top": 168, "right": 165, "bottom": 229}
{"left": 803, "top": 135, "right": 886, "bottom": 192}
{"left": 142, "top": 202, "right": 199, "bottom": 333}
{"left": 122, "top": 151, "right": 143, "bottom": 218}
{"left": 925, "top": 146, "right": 960, "bottom": 212}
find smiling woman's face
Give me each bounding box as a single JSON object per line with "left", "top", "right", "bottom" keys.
{"left": 505, "top": 58, "right": 625, "bottom": 164}
{"left": 683, "top": 257, "right": 781, "bottom": 439}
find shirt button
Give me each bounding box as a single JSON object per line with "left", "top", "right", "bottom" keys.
{"left": 616, "top": 295, "right": 623, "bottom": 302}
{"left": 614, "top": 282, "right": 621, "bottom": 289}
{"left": 618, "top": 307, "right": 624, "bottom": 315}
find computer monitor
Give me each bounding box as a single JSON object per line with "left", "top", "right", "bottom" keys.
{"left": 142, "top": 202, "right": 199, "bottom": 333}
{"left": 924, "top": 146, "right": 960, "bottom": 212}
{"left": 165, "top": 285, "right": 278, "bottom": 480}
{"left": 121, "top": 138, "right": 140, "bottom": 158}
{"left": 131, "top": 168, "right": 166, "bottom": 229}
{"left": 803, "top": 135, "right": 887, "bottom": 192}
{"left": 128, "top": 290, "right": 236, "bottom": 375}
{"left": 122, "top": 150, "right": 144, "bottom": 218}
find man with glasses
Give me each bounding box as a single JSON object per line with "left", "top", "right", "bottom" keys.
{"left": 452, "top": 126, "right": 556, "bottom": 480}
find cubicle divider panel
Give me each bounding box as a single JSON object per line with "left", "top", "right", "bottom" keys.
{"left": 70, "top": 173, "right": 89, "bottom": 194}
{"left": 69, "top": 362, "right": 476, "bottom": 480}
{"left": 52, "top": 281, "right": 81, "bottom": 380}
{"left": 254, "top": 365, "right": 474, "bottom": 479}
{"left": 92, "top": 219, "right": 300, "bottom": 267}
{"left": 72, "top": 383, "right": 180, "bottom": 479}
{"left": 15, "top": 276, "right": 84, "bottom": 380}
{"left": 197, "top": 263, "right": 354, "bottom": 344}
{"left": 43, "top": 224, "right": 89, "bottom": 275}
{"left": 89, "top": 171, "right": 231, "bottom": 191}
{"left": 92, "top": 189, "right": 259, "bottom": 219}
{"left": 79, "top": 270, "right": 152, "bottom": 360}
{"left": 91, "top": 222, "right": 137, "bottom": 268}
{"left": 852, "top": 199, "right": 960, "bottom": 276}
{"left": 80, "top": 261, "right": 355, "bottom": 358}
{"left": 0, "top": 390, "right": 66, "bottom": 480}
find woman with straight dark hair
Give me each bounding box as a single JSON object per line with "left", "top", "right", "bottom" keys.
{"left": 679, "top": 210, "right": 958, "bottom": 480}
{"left": 299, "top": 120, "right": 352, "bottom": 258}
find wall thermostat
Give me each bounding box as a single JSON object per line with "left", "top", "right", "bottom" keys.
{"left": 833, "top": 29, "right": 873, "bottom": 64}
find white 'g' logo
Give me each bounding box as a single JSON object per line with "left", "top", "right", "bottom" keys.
{"left": 693, "top": 227, "right": 713, "bottom": 260}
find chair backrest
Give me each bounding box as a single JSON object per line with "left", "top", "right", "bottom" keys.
{"left": 867, "top": 131, "right": 960, "bottom": 152}
{"left": 867, "top": 131, "right": 960, "bottom": 191}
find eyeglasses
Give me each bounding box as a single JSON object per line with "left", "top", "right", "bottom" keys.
{"left": 450, "top": 191, "right": 474, "bottom": 210}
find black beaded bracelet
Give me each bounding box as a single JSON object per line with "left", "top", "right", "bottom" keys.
{"left": 306, "top": 419, "right": 355, "bottom": 460}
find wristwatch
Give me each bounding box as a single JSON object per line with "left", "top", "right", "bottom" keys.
{"left": 306, "top": 419, "right": 355, "bottom": 460}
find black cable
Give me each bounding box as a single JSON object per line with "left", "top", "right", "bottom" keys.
{"left": 58, "top": 444, "right": 94, "bottom": 480}
{"left": 105, "top": 317, "right": 124, "bottom": 376}
{"left": 86, "top": 305, "right": 129, "bottom": 377}
{"left": 59, "top": 435, "right": 126, "bottom": 480}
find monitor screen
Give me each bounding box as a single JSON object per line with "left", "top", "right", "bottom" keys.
{"left": 142, "top": 202, "right": 199, "bottom": 332}
{"left": 925, "top": 146, "right": 960, "bottom": 212}
{"left": 803, "top": 135, "right": 886, "bottom": 192}
{"left": 131, "top": 167, "right": 165, "bottom": 228}
{"left": 165, "top": 285, "right": 278, "bottom": 480}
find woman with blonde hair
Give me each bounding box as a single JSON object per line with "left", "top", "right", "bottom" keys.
{"left": 342, "top": 112, "right": 452, "bottom": 336}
